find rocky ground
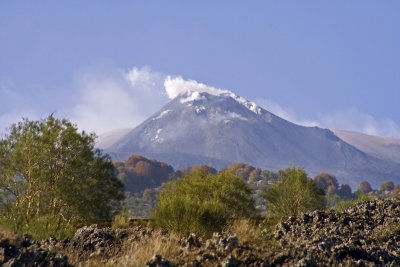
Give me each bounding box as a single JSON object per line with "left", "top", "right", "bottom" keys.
{"left": 2, "top": 199, "right": 400, "bottom": 266}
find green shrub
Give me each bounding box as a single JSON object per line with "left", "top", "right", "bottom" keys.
{"left": 263, "top": 167, "right": 325, "bottom": 222}
{"left": 151, "top": 170, "right": 255, "bottom": 237}
{"left": 333, "top": 192, "right": 370, "bottom": 212}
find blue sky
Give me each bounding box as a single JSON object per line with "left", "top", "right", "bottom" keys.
{"left": 1, "top": 1, "right": 399, "bottom": 136}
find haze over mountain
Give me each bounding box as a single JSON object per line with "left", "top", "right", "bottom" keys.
{"left": 98, "top": 86, "right": 400, "bottom": 188}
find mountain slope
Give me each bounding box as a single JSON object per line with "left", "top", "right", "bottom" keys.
{"left": 333, "top": 129, "right": 400, "bottom": 164}
{"left": 101, "top": 91, "right": 400, "bottom": 188}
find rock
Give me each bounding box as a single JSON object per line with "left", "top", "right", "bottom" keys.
{"left": 222, "top": 255, "right": 240, "bottom": 267}
{"left": 146, "top": 254, "right": 175, "bottom": 267}
{"left": 268, "top": 199, "right": 400, "bottom": 266}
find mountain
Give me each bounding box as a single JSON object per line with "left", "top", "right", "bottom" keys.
{"left": 99, "top": 91, "right": 400, "bottom": 188}
{"left": 333, "top": 130, "right": 400, "bottom": 164}
{"left": 96, "top": 128, "right": 131, "bottom": 149}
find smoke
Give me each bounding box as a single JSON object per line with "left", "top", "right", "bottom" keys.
{"left": 164, "top": 76, "right": 230, "bottom": 99}
{"left": 256, "top": 98, "right": 400, "bottom": 138}
{"left": 317, "top": 108, "right": 400, "bottom": 137}
{"left": 1, "top": 66, "right": 399, "bottom": 138}
{"left": 70, "top": 66, "right": 168, "bottom": 133}
{"left": 255, "top": 98, "right": 320, "bottom": 127}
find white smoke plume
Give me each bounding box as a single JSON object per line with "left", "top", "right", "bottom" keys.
{"left": 164, "top": 76, "right": 230, "bottom": 99}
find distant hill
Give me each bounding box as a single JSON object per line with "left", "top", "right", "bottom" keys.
{"left": 99, "top": 90, "right": 400, "bottom": 188}
{"left": 333, "top": 129, "right": 400, "bottom": 164}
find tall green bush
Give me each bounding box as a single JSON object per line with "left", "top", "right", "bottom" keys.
{"left": 151, "top": 170, "right": 255, "bottom": 237}
{"left": 264, "top": 167, "right": 325, "bottom": 222}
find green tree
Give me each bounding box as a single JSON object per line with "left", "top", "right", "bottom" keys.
{"left": 264, "top": 167, "right": 325, "bottom": 221}
{"left": 151, "top": 169, "right": 255, "bottom": 237}
{"left": 0, "top": 116, "right": 124, "bottom": 238}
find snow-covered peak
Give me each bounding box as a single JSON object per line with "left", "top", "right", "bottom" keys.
{"left": 227, "top": 93, "right": 263, "bottom": 115}
{"left": 165, "top": 76, "right": 263, "bottom": 115}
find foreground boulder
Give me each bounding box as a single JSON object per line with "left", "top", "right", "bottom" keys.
{"left": 0, "top": 234, "right": 70, "bottom": 266}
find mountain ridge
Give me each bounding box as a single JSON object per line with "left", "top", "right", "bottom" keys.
{"left": 99, "top": 91, "right": 400, "bottom": 188}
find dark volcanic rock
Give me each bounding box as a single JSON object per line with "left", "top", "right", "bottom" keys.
{"left": 3, "top": 199, "right": 400, "bottom": 266}
{"left": 273, "top": 199, "right": 400, "bottom": 266}
{"left": 0, "top": 235, "right": 71, "bottom": 266}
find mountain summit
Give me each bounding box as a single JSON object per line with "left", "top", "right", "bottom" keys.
{"left": 101, "top": 90, "right": 400, "bottom": 187}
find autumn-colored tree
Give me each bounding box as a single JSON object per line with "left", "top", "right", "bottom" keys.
{"left": 115, "top": 155, "right": 175, "bottom": 192}
{"left": 314, "top": 173, "right": 339, "bottom": 193}
{"left": 176, "top": 165, "right": 218, "bottom": 177}
{"left": 358, "top": 181, "right": 373, "bottom": 194}
{"left": 220, "top": 163, "right": 277, "bottom": 183}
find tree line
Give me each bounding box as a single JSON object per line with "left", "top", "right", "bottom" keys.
{"left": 0, "top": 116, "right": 396, "bottom": 239}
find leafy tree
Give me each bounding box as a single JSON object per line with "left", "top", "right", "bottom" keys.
{"left": 151, "top": 170, "right": 255, "bottom": 237}
{"left": 380, "top": 180, "right": 395, "bottom": 192}
{"left": 220, "top": 163, "right": 277, "bottom": 184}
{"left": 0, "top": 116, "right": 124, "bottom": 238}
{"left": 337, "top": 184, "right": 354, "bottom": 199}
{"left": 175, "top": 164, "right": 218, "bottom": 178}
{"left": 314, "top": 173, "right": 339, "bottom": 194}
{"left": 115, "top": 155, "right": 175, "bottom": 193}
{"left": 358, "top": 181, "right": 373, "bottom": 194}
{"left": 391, "top": 184, "right": 400, "bottom": 198}
{"left": 264, "top": 167, "right": 325, "bottom": 221}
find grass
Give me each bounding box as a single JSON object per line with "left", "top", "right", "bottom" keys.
{"left": 115, "top": 231, "right": 181, "bottom": 267}
{"left": 226, "top": 219, "right": 264, "bottom": 246}
{"left": 111, "top": 214, "right": 130, "bottom": 229}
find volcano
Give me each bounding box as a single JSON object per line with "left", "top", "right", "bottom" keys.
{"left": 100, "top": 90, "right": 400, "bottom": 188}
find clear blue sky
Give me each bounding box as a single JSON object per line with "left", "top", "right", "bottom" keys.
{"left": 1, "top": 1, "right": 399, "bottom": 136}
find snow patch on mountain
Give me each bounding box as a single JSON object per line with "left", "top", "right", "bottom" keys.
{"left": 229, "top": 94, "right": 263, "bottom": 115}
{"left": 164, "top": 76, "right": 262, "bottom": 116}
{"left": 210, "top": 111, "right": 248, "bottom": 123}
{"left": 194, "top": 105, "right": 207, "bottom": 114}
{"left": 153, "top": 128, "right": 163, "bottom": 143}
{"left": 153, "top": 109, "right": 172, "bottom": 120}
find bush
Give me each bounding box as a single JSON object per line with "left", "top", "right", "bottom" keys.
{"left": 264, "top": 167, "right": 325, "bottom": 222}
{"left": 333, "top": 192, "right": 370, "bottom": 212}
{"left": 151, "top": 170, "right": 255, "bottom": 237}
